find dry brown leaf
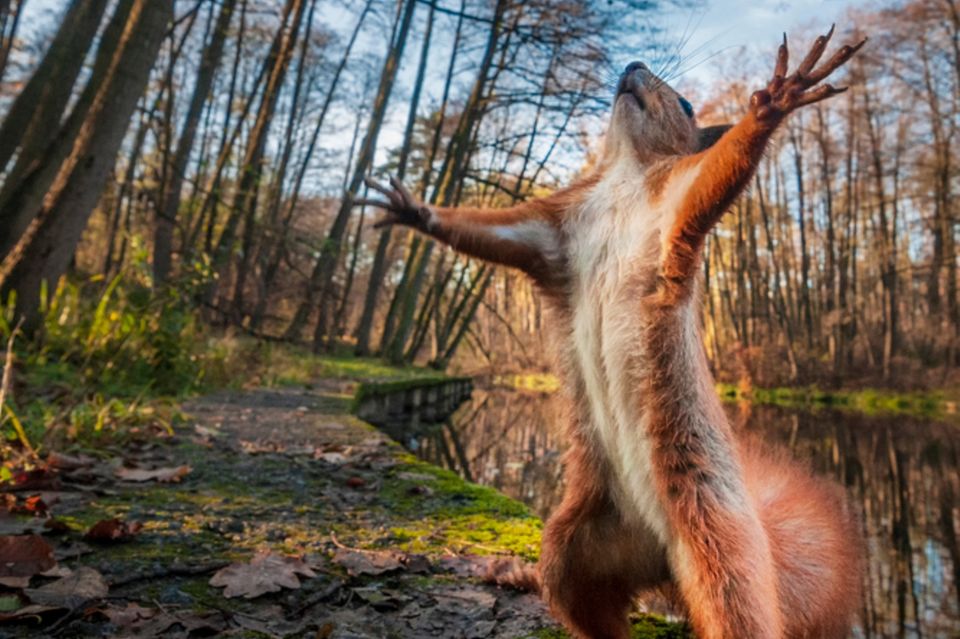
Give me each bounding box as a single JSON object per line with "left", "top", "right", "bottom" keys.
{"left": 101, "top": 601, "right": 158, "bottom": 630}
{"left": 0, "top": 534, "right": 56, "bottom": 578}
{"left": 0, "top": 576, "right": 29, "bottom": 588}
{"left": 209, "top": 550, "right": 316, "bottom": 599}
{"left": 332, "top": 548, "right": 404, "bottom": 577}
{"left": 83, "top": 518, "right": 143, "bottom": 543}
{"left": 23, "top": 567, "right": 108, "bottom": 609}
{"left": 115, "top": 465, "right": 191, "bottom": 483}
{"left": 45, "top": 452, "right": 96, "bottom": 470}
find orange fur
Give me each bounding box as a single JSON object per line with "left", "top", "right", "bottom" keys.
{"left": 366, "top": 27, "right": 866, "bottom": 639}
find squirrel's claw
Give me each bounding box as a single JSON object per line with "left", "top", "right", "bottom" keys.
{"left": 774, "top": 33, "right": 789, "bottom": 80}
{"left": 805, "top": 37, "right": 867, "bottom": 85}
{"left": 758, "top": 26, "right": 866, "bottom": 121}
{"left": 353, "top": 197, "right": 392, "bottom": 210}
{"left": 797, "top": 24, "right": 835, "bottom": 77}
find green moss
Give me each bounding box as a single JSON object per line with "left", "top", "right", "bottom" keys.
{"left": 242, "top": 340, "right": 447, "bottom": 389}
{"left": 527, "top": 629, "right": 568, "bottom": 639}
{"left": 328, "top": 457, "right": 542, "bottom": 560}
{"left": 716, "top": 383, "right": 954, "bottom": 419}
{"left": 525, "top": 615, "right": 690, "bottom": 639}
{"left": 630, "top": 614, "right": 693, "bottom": 638}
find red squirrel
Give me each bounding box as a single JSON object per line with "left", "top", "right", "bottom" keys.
{"left": 360, "top": 27, "right": 867, "bottom": 639}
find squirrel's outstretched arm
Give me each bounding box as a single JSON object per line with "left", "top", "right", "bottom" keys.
{"left": 659, "top": 27, "right": 865, "bottom": 302}
{"left": 357, "top": 177, "right": 589, "bottom": 281}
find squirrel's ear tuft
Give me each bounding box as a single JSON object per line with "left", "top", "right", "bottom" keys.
{"left": 696, "top": 125, "right": 733, "bottom": 152}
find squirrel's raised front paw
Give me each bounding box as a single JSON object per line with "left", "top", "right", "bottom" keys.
{"left": 752, "top": 25, "right": 867, "bottom": 123}
{"left": 356, "top": 176, "right": 432, "bottom": 231}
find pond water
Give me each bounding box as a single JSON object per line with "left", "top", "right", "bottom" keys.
{"left": 397, "top": 383, "right": 960, "bottom": 639}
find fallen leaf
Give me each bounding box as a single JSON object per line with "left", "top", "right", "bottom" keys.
{"left": 0, "top": 535, "right": 56, "bottom": 577}
{"left": 351, "top": 586, "right": 411, "bottom": 611}
{"left": 193, "top": 424, "right": 219, "bottom": 439}
{"left": 332, "top": 549, "right": 404, "bottom": 577}
{"left": 115, "top": 465, "right": 191, "bottom": 483}
{"left": 436, "top": 554, "right": 496, "bottom": 578}
{"left": 315, "top": 451, "right": 347, "bottom": 464}
{"left": 1, "top": 493, "right": 48, "bottom": 516}
{"left": 209, "top": 551, "right": 316, "bottom": 599}
{"left": 402, "top": 554, "right": 431, "bottom": 574}
{"left": 45, "top": 452, "right": 96, "bottom": 470}
{"left": 101, "top": 601, "right": 158, "bottom": 630}
{"left": 84, "top": 518, "right": 142, "bottom": 543}
{"left": 239, "top": 440, "right": 281, "bottom": 454}
{"left": 23, "top": 567, "right": 108, "bottom": 609}
{"left": 0, "top": 577, "right": 29, "bottom": 588}
{"left": 39, "top": 565, "right": 72, "bottom": 578}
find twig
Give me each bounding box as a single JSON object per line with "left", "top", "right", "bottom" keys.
{"left": 290, "top": 577, "right": 344, "bottom": 616}
{"left": 108, "top": 560, "right": 231, "bottom": 587}
{"left": 0, "top": 318, "right": 33, "bottom": 456}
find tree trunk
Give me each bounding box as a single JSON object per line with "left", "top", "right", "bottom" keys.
{"left": 382, "top": 0, "right": 508, "bottom": 360}
{"left": 0, "top": 0, "right": 109, "bottom": 177}
{"left": 353, "top": 0, "right": 438, "bottom": 355}
{"left": 0, "top": 0, "right": 120, "bottom": 261}
{"left": 282, "top": 0, "right": 418, "bottom": 343}
{"left": 249, "top": 0, "right": 373, "bottom": 332}
{"left": 0, "top": 0, "right": 170, "bottom": 333}
{"left": 219, "top": 0, "right": 307, "bottom": 318}
{"left": 153, "top": 0, "right": 237, "bottom": 284}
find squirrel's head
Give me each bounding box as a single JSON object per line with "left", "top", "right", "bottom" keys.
{"left": 604, "top": 61, "right": 730, "bottom": 165}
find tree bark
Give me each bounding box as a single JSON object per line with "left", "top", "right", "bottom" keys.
{"left": 0, "top": 0, "right": 122, "bottom": 260}
{"left": 214, "top": 0, "right": 307, "bottom": 318}
{"left": 153, "top": 0, "right": 237, "bottom": 284}
{"left": 282, "top": 0, "right": 418, "bottom": 343}
{"left": 249, "top": 0, "right": 373, "bottom": 332}
{"left": 353, "top": 0, "right": 438, "bottom": 355}
{"left": 0, "top": 0, "right": 108, "bottom": 176}
{"left": 0, "top": 0, "right": 171, "bottom": 333}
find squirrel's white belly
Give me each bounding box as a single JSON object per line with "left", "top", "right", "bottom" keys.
{"left": 567, "top": 184, "right": 673, "bottom": 543}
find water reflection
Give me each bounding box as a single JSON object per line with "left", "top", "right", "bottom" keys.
{"left": 400, "top": 385, "right": 960, "bottom": 637}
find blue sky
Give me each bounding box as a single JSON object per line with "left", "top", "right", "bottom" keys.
{"left": 13, "top": 0, "right": 869, "bottom": 187}
{"left": 656, "top": 0, "right": 866, "bottom": 83}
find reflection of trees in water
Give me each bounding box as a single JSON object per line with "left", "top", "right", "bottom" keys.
{"left": 738, "top": 405, "right": 960, "bottom": 638}
{"left": 416, "top": 388, "right": 566, "bottom": 517}
{"left": 409, "top": 390, "right": 960, "bottom": 636}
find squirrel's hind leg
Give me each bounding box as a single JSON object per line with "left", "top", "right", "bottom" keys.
{"left": 540, "top": 443, "right": 670, "bottom": 639}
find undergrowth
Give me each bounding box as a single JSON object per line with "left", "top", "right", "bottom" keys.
{"left": 0, "top": 258, "right": 216, "bottom": 456}
{"left": 0, "top": 257, "right": 443, "bottom": 466}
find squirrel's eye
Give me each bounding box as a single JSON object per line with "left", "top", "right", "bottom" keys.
{"left": 679, "top": 97, "right": 694, "bottom": 118}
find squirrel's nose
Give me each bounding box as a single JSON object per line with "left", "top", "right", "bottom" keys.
{"left": 624, "top": 61, "right": 645, "bottom": 75}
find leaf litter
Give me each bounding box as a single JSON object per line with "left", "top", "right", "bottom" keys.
{"left": 0, "top": 388, "right": 573, "bottom": 638}
{"left": 210, "top": 550, "right": 317, "bottom": 599}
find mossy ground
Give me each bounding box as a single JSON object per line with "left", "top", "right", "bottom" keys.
{"left": 3, "top": 370, "right": 688, "bottom": 637}
{"left": 715, "top": 382, "right": 955, "bottom": 419}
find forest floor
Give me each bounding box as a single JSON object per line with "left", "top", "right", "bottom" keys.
{"left": 0, "top": 376, "right": 688, "bottom": 638}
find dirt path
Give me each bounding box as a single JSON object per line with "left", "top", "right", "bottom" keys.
{"left": 1, "top": 383, "right": 560, "bottom": 638}
{"left": 2, "top": 382, "right": 689, "bottom": 638}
